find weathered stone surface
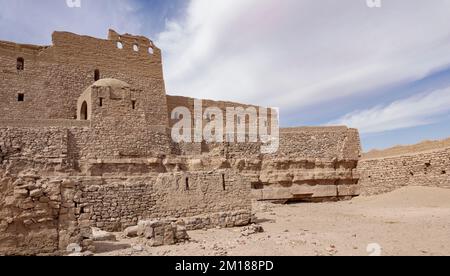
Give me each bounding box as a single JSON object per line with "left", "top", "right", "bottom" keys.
{"left": 92, "top": 228, "right": 116, "bottom": 242}
{"left": 241, "top": 224, "right": 264, "bottom": 237}
{"left": 135, "top": 219, "right": 189, "bottom": 247}
{"left": 359, "top": 142, "right": 450, "bottom": 196}
{"left": 0, "top": 28, "right": 365, "bottom": 257}
{"left": 124, "top": 225, "right": 139, "bottom": 238}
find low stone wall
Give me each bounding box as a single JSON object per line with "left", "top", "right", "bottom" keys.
{"left": 358, "top": 147, "right": 450, "bottom": 196}
{"left": 76, "top": 171, "right": 252, "bottom": 232}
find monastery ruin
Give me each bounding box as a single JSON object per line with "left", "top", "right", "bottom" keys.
{"left": 1, "top": 30, "right": 447, "bottom": 256}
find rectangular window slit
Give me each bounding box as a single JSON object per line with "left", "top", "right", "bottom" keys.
{"left": 18, "top": 93, "right": 24, "bottom": 102}
{"left": 222, "top": 174, "right": 226, "bottom": 191}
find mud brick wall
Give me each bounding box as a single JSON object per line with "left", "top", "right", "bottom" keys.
{"left": 358, "top": 147, "right": 450, "bottom": 196}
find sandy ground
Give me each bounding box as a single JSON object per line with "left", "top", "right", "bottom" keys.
{"left": 94, "top": 186, "right": 450, "bottom": 256}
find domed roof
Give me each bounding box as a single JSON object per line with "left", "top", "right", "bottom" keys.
{"left": 92, "top": 78, "right": 130, "bottom": 89}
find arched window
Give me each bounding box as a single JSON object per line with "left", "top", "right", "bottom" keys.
{"left": 17, "top": 57, "right": 24, "bottom": 71}
{"left": 80, "top": 101, "right": 88, "bottom": 120}
{"left": 148, "top": 47, "right": 154, "bottom": 55}
{"left": 94, "top": 69, "right": 100, "bottom": 81}
{"left": 133, "top": 44, "right": 139, "bottom": 52}
{"left": 117, "top": 41, "right": 123, "bottom": 49}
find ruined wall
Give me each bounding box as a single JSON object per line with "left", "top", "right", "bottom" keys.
{"left": 0, "top": 30, "right": 168, "bottom": 125}
{"left": 358, "top": 141, "right": 450, "bottom": 196}
{"left": 166, "top": 95, "right": 269, "bottom": 128}
{"left": 0, "top": 172, "right": 91, "bottom": 256}
{"left": 0, "top": 127, "right": 71, "bottom": 176}
{"left": 254, "top": 127, "right": 361, "bottom": 201}
{"left": 75, "top": 171, "right": 252, "bottom": 232}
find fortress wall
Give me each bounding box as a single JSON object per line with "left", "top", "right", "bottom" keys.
{"left": 0, "top": 119, "right": 90, "bottom": 128}
{"left": 166, "top": 95, "right": 274, "bottom": 129}
{"left": 275, "top": 127, "right": 361, "bottom": 160}
{"left": 0, "top": 127, "right": 68, "bottom": 161}
{"left": 358, "top": 146, "right": 450, "bottom": 196}
{"left": 66, "top": 125, "right": 172, "bottom": 161}
{"left": 0, "top": 124, "right": 171, "bottom": 170}
{"left": 0, "top": 30, "right": 168, "bottom": 125}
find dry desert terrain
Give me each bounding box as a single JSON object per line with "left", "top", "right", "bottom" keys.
{"left": 94, "top": 186, "right": 450, "bottom": 256}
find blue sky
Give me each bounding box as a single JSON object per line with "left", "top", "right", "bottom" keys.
{"left": 1, "top": 0, "right": 450, "bottom": 151}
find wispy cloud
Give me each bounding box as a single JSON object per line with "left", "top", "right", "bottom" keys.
{"left": 328, "top": 86, "right": 450, "bottom": 134}
{"left": 157, "top": 0, "right": 450, "bottom": 115}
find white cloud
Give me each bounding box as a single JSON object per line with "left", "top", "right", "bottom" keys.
{"left": 327, "top": 86, "right": 450, "bottom": 134}
{"left": 157, "top": 0, "right": 450, "bottom": 115}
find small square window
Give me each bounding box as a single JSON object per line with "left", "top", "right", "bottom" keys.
{"left": 18, "top": 93, "right": 24, "bottom": 102}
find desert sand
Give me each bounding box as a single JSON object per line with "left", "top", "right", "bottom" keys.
{"left": 94, "top": 186, "right": 450, "bottom": 256}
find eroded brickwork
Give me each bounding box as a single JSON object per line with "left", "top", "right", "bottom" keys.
{"left": 0, "top": 30, "right": 168, "bottom": 125}
{"left": 0, "top": 30, "right": 362, "bottom": 255}
{"left": 358, "top": 142, "right": 450, "bottom": 196}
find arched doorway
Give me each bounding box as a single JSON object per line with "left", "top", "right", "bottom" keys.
{"left": 80, "top": 101, "right": 88, "bottom": 120}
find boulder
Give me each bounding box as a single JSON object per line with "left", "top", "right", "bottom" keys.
{"left": 91, "top": 227, "right": 116, "bottom": 242}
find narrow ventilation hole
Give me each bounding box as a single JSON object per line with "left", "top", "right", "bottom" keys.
{"left": 222, "top": 174, "right": 226, "bottom": 191}
{"left": 94, "top": 69, "right": 100, "bottom": 81}
{"left": 185, "top": 177, "right": 189, "bottom": 191}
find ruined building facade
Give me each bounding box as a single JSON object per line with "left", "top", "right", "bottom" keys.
{"left": 0, "top": 30, "right": 361, "bottom": 255}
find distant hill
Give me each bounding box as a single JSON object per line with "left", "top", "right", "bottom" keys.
{"left": 363, "top": 137, "right": 450, "bottom": 159}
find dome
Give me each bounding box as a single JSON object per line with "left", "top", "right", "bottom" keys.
{"left": 92, "top": 78, "right": 130, "bottom": 89}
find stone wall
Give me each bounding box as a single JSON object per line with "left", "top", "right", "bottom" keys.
{"left": 254, "top": 127, "right": 361, "bottom": 201}
{"left": 0, "top": 127, "right": 71, "bottom": 176}
{"left": 75, "top": 171, "right": 252, "bottom": 232}
{"left": 0, "top": 30, "right": 168, "bottom": 125}
{"left": 0, "top": 171, "right": 89, "bottom": 256}
{"left": 0, "top": 159, "right": 252, "bottom": 255}
{"left": 358, "top": 142, "right": 450, "bottom": 196}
